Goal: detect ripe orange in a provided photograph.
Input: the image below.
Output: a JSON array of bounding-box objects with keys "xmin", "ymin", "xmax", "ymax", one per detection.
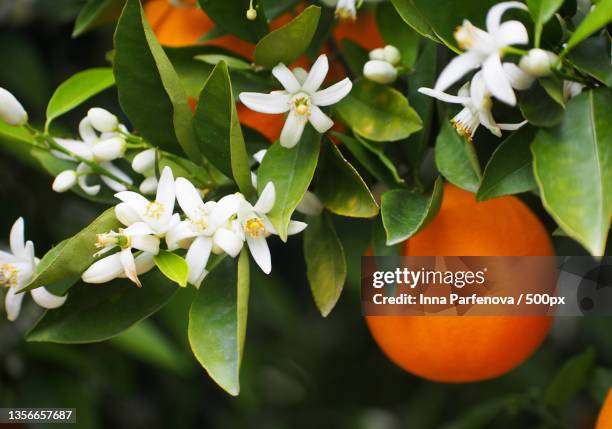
[
  {"xmin": 596, "ymin": 389, "xmax": 612, "ymax": 429},
  {"xmin": 366, "ymin": 183, "xmax": 555, "ymax": 382}
]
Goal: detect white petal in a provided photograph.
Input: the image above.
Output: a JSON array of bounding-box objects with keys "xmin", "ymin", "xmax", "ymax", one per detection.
[
  {"xmin": 239, "ymin": 92, "xmax": 291, "ymax": 114},
  {"xmin": 486, "ymin": 1, "xmax": 527, "ymax": 33},
  {"xmin": 272, "ymin": 63, "xmax": 302, "ymax": 93},
  {"xmin": 0, "ymin": 250, "xmax": 18, "ymax": 263},
  {"xmin": 213, "ymin": 228, "xmax": 244, "ymax": 257},
  {"xmin": 131, "ymin": 235, "xmax": 160, "ymax": 255},
  {"xmin": 0, "ymin": 87, "xmax": 27, "ymax": 126},
  {"xmin": 251, "ymin": 172, "xmax": 258, "ymax": 189},
  {"xmin": 502, "ymin": 62, "xmax": 535, "ymax": 90},
  {"xmin": 88, "ymin": 107, "xmax": 118, "ymax": 132},
  {"xmin": 4, "ymin": 286, "xmax": 24, "ymax": 321},
  {"xmin": 115, "ymin": 202, "xmax": 141, "ymax": 226},
  {"xmin": 434, "ymin": 51, "xmax": 483, "ymax": 93},
  {"xmin": 418, "ymin": 87, "xmax": 469, "ymax": 104},
  {"xmin": 123, "ymin": 222, "xmax": 156, "ymax": 236},
  {"xmin": 252, "ymin": 149, "xmax": 267, "ymax": 164},
  {"xmin": 76, "ymin": 163, "xmax": 101, "ymax": 196},
  {"xmin": 311, "ymin": 78, "xmax": 352, "ymax": 106},
  {"xmin": 115, "ymin": 191, "xmax": 149, "ymax": 216},
  {"xmin": 295, "ymin": 191, "xmax": 323, "ymax": 216},
  {"xmin": 78, "ymin": 117, "xmax": 98, "ymax": 144},
  {"xmin": 9, "ymin": 217, "xmax": 26, "ymax": 258},
  {"xmin": 482, "ymin": 54, "xmax": 516, "ymax": 105},
  {"xmin": 292, "ymin": 68, "xmax": 309, "ymax": 85},
  {"xmin": 254, "ymin": 182, "xmax": 276, "ymax": 214},
  {"xmin": 470, "ymin": 72, "xmax": 488, "ymax": 107},
  {"xmin": 54, "ymin": 138, "xmax": 94, "ymax": 161},
  {"xmin": 165, "ymin": 220, "xmax": 198, "ymax": 250},
  {"xmin": 101, "ymin": 175, "xmax": 127, "ymax": 193},
  {"xmin": 93, "ymin": 137, "xmax": 126, "ymax": 162},
  {"xmin": 31, "ymin": 287, "xmax": 67, "ymax": 309},
  {"xmin": 103, "ymin": 162, "xmax": 133, "ymax": 185},
  {"xmin": 120, "ymin": 248, "xmax": 140, "ymax": 287},
  {"xmin": 186, "ymin": 236, "xmax": 213, "ymax": 287},
  {"xmin": 175, "ymin": 177, "xmax": 205, "ymax": 221},
  {"xmin": 498, "ymin": 120, "xmax": 528, "ymax": 130},
  {"xmin": 478, "ymin": 110, "xmax": 502, "ymax": 137},
  {"xmin": 287, "ymin": 220, "xmax": 308, "ymax": 235},
  {"xmin": 280, "ymin": 111, "xmax": 307, "ymax": 148},
  {"xmin": 363, "ymin": 60, "xmax": 398, "ymax": 84},
  {"xmin": 211, "ymin": 193, "xmax": 243, "ymax": 225},
  {"xmin": 246, "ymin": 235, "xmax": 271, "ymax": 274},
  {"xmin": 139, "ymin": 176, "xmax": 158, "ymax": 195},
  {"xmin": 308, "ymin": 105, "xmax": 334, "ymax": 133},
  {"xmin": 495, "ymin": 20, "xmax": 529, "ymax": 46},
  {"xmin": 132, "ymin": 148, "xmax": 156, "ymax": 174},
  {"xmin": 302, "ymin": 54, "xmax": 329, "ymax": 93},
  {"xmin": 156, "ymin": 166, "xmax": 175, "ymax": 212},
  {"xmin": 134, "ymin": 252, "xmax": 155, "ymax": 276},
  {"xmin": 52, "ymin": 170, "xmax": 77, "ymax": 193},
  {"xmin": 81, "ymin": 253, "xmax": 124, "ymax": 283}
]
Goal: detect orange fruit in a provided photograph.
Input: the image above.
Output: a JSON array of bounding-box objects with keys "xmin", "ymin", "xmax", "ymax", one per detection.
[
  {"xmin": 366, "ymin": 183, "xmax": 555, "ymax": 382},
  {"xmin": 596, "ymin": 389, "xmax": 612, "ymax": 429}
]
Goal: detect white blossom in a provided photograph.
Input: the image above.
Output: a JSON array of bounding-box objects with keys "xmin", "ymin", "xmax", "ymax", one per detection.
[
  {"xmin": 519, "ymin": 49, "xmax": 558, "ymax": 77},
  {"xmin": 88, "ymin": 107, "xmax": 119, "ymax": 133},
  {"xmin": 0, "ymin": 87, "xmax": 27, "ymax": 126},
  {"xmin": 364, "ymin": 60, "xmax": 398, "ymax": 84},
  {"xmin": 52, "ymin": 170, "xmax": 77, "ymax": 193},
  {"xmin": 1, "ymin": 218, "xmax": 67, "ymax": 321},
  {"xmin": 239, "ymin": 54, "xmax": 352, "ymax": 148}
]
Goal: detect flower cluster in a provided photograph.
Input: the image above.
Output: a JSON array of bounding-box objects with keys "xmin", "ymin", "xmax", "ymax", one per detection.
[
  {"xmin": 417, "ymin": 1, "xmax": 579, "ymax": 141},
  {"xmin": 1, "ymin": 218, "xmax": 67, "ymax": 321},
  {"xmin": 82, "ymin": 166, "xmax": 307, "ymax": 288},
  {"xmin": 363, "ymin": 45, "xmax": 401, "ymax": 85}
]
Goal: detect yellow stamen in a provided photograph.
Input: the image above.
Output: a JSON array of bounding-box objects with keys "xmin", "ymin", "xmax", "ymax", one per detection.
[
  {"xmin": 293, "ymin": 96, "xmax": 311, "ymax": 116},
  {"xmin": 0, "ymin": 263, "xmax": 18, "ymax": 288},
  {"xmin": 245, "ymin": 218, "xmax": 266, "ymax": 238},
  {"xmin": 454, "ymin": 24, "xmax": 474, "ymax": 50},
  {"xmin": 144, "ymin": 201, "xmax": 165, "ymax": 220}
]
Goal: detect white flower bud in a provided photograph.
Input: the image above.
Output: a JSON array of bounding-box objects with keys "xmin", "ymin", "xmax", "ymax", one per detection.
[
  {"xmin": 93, "ymin": 137, "xmax": 126, "ymax": 162},
  {"xmin": 52, "ymin": 170, "xmax": 77, "ymax": 193},
  {"xmin": 363, "ymin": 60, "xmax": 398, "ymax": 84},
  {"xmin": 383, "ymin": 45, "xmax": 401, "ymax": 65},
  {"xmin": 369, "ymin": 48, "xmax": 386, "ymax": 61},
  {"xmin": 519, "ymin": 49, "xmax": 558, "ymax": 77},
  {"xmin": 0, "ymin": 87, "xmax": 28, "ymax": 126},
  {"xmin": 246, "ymin": 8, "xmax": 257, "ymax": 20},
  {"xmin": 139, "ymin": 176, "xmax": 158, "ymax": 195},
  {"xmin": 132, "ymin": 148, "xmax": 157, "ymax": 174},
  {"xmin": 88, "ymin": 107, "xmax": 118, "ymax": 132}
]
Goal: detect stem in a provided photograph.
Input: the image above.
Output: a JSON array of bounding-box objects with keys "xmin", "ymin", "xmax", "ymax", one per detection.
[
  {"xmin": 503, "ymin": 46, "xmax": 529, "ymax": 56},
  {"xmin": 534, "ymin": 24, "xmax": 542, "ymax": 49}
]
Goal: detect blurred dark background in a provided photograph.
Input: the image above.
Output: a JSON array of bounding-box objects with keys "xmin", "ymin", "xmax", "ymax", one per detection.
[{"xmin": 0, "ymin": 1, "xmax": 611, "ymax": 428}]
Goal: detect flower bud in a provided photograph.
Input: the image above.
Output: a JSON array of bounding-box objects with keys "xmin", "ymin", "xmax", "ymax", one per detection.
[
  {"xmin": 132, "ymin": 148, "xmax": 156, "ymax": 174},
  {"xmin": 246, "ymin": 8, "xmax": 257, "ymax": 20},
  {"xmin": 369, "ymin": 48, "xmax": 386, "ymax": 61},
  {"xmin": 139, "ymin": 176, "xmax": 159, "ymax": 195},
  {"xmin": 93, "ymin": 137, "xmax": 126, "ymax": 162},
  {"xmin": 0, "ymin": 87, "xmax": 28, "ymax": 126},
  {"xmin": 383, "ymin": 45, "xmax": 401, "ymax": 65},
  {"xmin": 52, "ymin": 170, "xmax": 77, "ymax": 193},
  {"xmin": 88, "ymin": 107, "xmax": 118, "ymax": 132},
  {"xmin": 519, "ymin": 49, "xmax": 558, "ymax": 77},
  {"xmin": 363, "ymin": 60, "xmax": 398, "ymax": 84}
]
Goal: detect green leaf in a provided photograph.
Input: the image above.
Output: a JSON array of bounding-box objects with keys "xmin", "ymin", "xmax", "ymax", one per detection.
[
  {"xmin": 440, "ymin": 398, "xmax": 507, "ymax": 429},
  {"xmin": 45, "ymin": 68, "xmax": 115, "ymax": 131},
  {"xmin": 194, "ymin": 54, "xmax": 252, "ymax": 70},
  {"xmin": 254, "ymin": 5, "xmax": 321, "ymax": 68},
  {"xmin": 0, "ymin": 122, "xmax": 36, "ymax": 146},
  {"xmin": 188, "ymin": 250, "xmax": 250, "ymax": 396},
  {"xmin": 477, "ymin": 126, "xmax": 538, "ymax": 201},
  {"xmin": 26, "ymin": 271, "xmax": 177, "ymax": 343},
  {"xmin": 389, "ymin": 0, "xmax": 437, "ymax": 42},
  {"xmin": 568, "ymin": 36, "xmax": 612, "ymax": 87},
  {"xmin": 519, "ymin": 81, "xmax": 564, "ymax": 127},
  {"xmin": 532, "ymin": 88, "xmax": 612, "ymax": 256},
  {"xmin": 194, "ymin": 61, "xmax": 254, "ymax": 196},
  {"xmin": 154, "ymin": 250, "xmax": 189, "ymax": 287},
  {"xmin": 303, "ymin": 213, "xmax": 346, "ymax": 317},
  {"xmin": 527, "ymin": 0, "xmax": 564, "ymax": 45},
  {"xmin": 434, "ymin": 121, "xmax": 481, "ymax": 193},
  {"xmin": 339, "ymin": 39, "xmax": 369, "ymax": 76},
  {"xmin": 333, "ymin": 132, "xmax": 402, "ymax": 186},
  {"xmin": 21, "ymin": 208, "xmax": 121, "ymax": 293},
  {"xmin": 256, "ymin": 127, "xmax": 320, "ymax": 241},
  {"xmin": 381, "ymin": 176, "xmax": 443, "ymax": 245},
  {"xmin": 563, "ymin": 0, "xmax": 612, "ymax": 54},
  {"xmin": 114, "ymin": 0, "xmax": 200, "ymax": 162},
  {"xmin": 198, "ymin": 0, "xmax": 268, "ymax": 43},
  {"xmin": 544, "ymin": 348, "xmax": 596, "ymax": 407},
  {"xmin": 540, "ymin": 76, "xmax": 566, "ymax": 107},
  {"xmin": 376, "ymin": 2, "xmax": 420, "ymax": 69},
  {"xmin": 590, "ymin": 366, "xmax": 612, "ymax": 404},
  {"xmin": 316, "ymin": 139, "xmax": 378, "ymax": 218},
  {"xmin": 335, "ymin": 79, "xmax": 422, "ymax": 142},
  {"xmin": 73, "ymin": 0, "xmax": 126, "ymax": 37}
]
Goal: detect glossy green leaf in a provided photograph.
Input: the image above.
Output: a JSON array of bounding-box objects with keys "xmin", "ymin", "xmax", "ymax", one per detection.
[
  {"xmin": 434, "ymin": 121, "xmax": 480, "ymax": 193},
  {"xmin": 198, "ymin": 0, "xmax": 268, "ymax": 43},
  {"xmin": 539, "ymin": 76, "xmax": 565, "ymax": 107},
  {"xmin": 568, "ymin": 36, "xmax": 612, "ymax": 87},
  {"xmin": 377, "ymin": 2, "xmax": 420, "ymax": 69},
  {"xmin": 257, "ymin": 127, "xmax": 320, "ymax": 241},
  {"xmin": 0, "ymin": 122, "xmax": 36, "ymax": 146},
  {"xmin": 381, "ymin": 176, "xmax": 443, "ymax": 245},
  {"xmin": 45, "ymin": 68, "xmax": 115, "ymax": 131},
  {"xmin": 194, "ymin": 61, "xmax": 253, "ymax": 196},
  {"xmin": 26, "ymin": 271, "xmax": 177, "ymax": 343},
  {"xmin": 389, "ymin": 0, "xmax": 437, "ymax": 42},
  {"xmin": 519, "ymin": 81, "xmax": 564, "ymax": 127},
  {"xmin": 21, "ymin": 208, "xmax": 121, "ymax": 292},
  {"xmin": 532, "ymin": 89, "xmax": 612, "ymax": 256},
  {"xmin": 303, "ymin": 213, "xmax": 346, "ymax": 317},
  {"xmin": 194, "ymin": 54, "xmax": 252, "ymax": 70},
  {"xmin": 254, "ymin": 5, "xmax": 321, "ymax": 68},
  {"xmin": 189, "ymin": 250, "xmax": 250, "ymax": 396},
  {"xmin": 73, "ymin": 0, "xmax": 126, "ymax": 37},
  {"xmin": 477, "ymin": 126, "xmax": 538, "ymax": 201},
  {"xmin": 563, "ymin": 0, "xmax": 612, "ymax": 54},
  {"xmin": 154, "ymin": 250, "xmax": 189, "ymax": 287},
  {"xmin": 316, "ymin": 139, "xmax": 378, "ymax": 218},
  {"xmin": 114, "ymin": 0, "xmax": 200, "ymax": 162},
  {"xmin": 545, "ymin": 348, "xmax": 596, "ymax": 407},
  {"xmin": 335, "ymin": 79, "xmax": 422, "ymax": 142},
  {"xmin": 527, "ymin": 0, "xmax": 564, "ymax": 45}
]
